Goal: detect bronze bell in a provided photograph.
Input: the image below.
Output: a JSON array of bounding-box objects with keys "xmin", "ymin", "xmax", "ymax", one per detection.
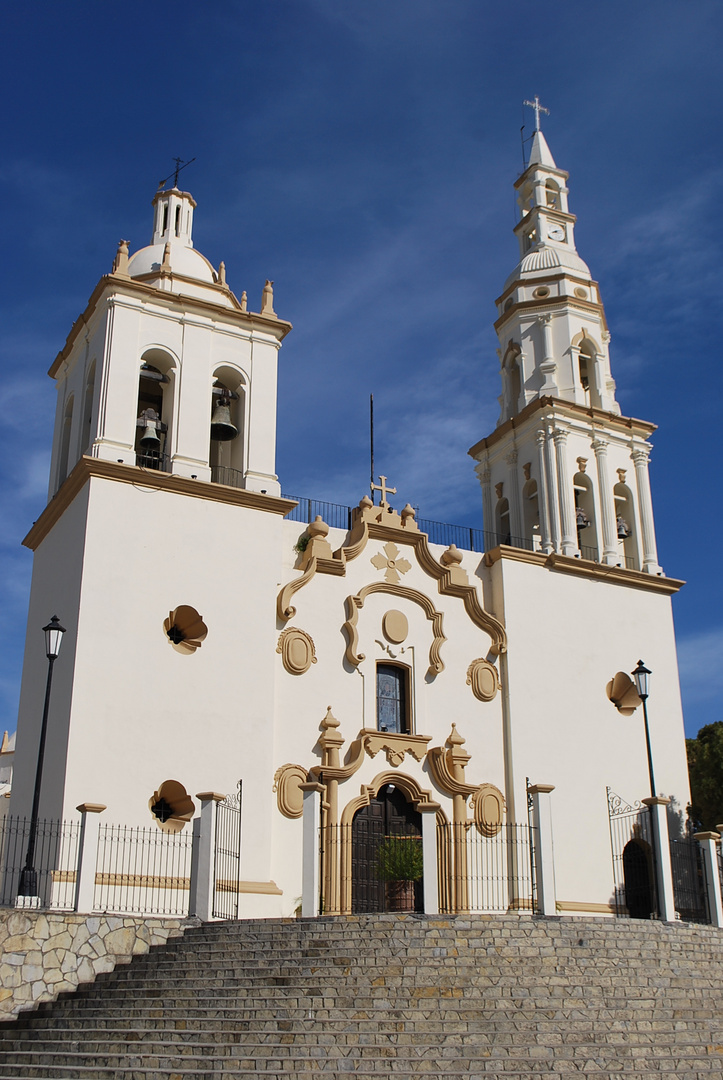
[
  {"xmin": 210, "ymin": 397, "xmax": 239, "ymax": 442},
  {"xmin": 138, "ymin": 413, "xmax": 161, "ymax": 450},
  {"xmin": 617, "ymin": 515, "xmax": 632, "ymax": 540}
]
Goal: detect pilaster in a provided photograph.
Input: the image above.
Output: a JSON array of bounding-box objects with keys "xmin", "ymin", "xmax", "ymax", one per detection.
[
  {"xmin": 631, "ymin": 447, "xmax": 661, "ymax": 575},
  {"xmin": 592, "ymin": 438, "xmax": 619, "ymax": 565},
  {"xmin": 552, "ymin": 428, "xmax": 577, "ymax": 557},
  {"xmin": 535, "ymin": 429, "xmax": 553, "ymax": 554}
]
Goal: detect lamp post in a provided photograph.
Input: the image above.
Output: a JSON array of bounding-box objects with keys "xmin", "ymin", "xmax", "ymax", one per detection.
[
  {"xmin": 18, "ymin": 616, "xmax": 66, "ymax": 899},
  {"xmin": 631, "ymin": 659, "xmax": 655, "ymax": 799}
]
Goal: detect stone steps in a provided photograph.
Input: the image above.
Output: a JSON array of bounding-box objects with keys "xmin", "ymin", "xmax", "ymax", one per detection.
[{"xmin": 1, "ymin": 914, "xmax": 722, "ymax": 1078}]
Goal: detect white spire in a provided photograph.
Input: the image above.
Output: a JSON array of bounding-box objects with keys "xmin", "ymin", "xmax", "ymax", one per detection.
[
  {"xmin": 527, "ymin": 130, "xmax": 557, "ymax": 169},
  {"xmin": 151, "ymin": 188, "xmax": 197, "ymax": 248}
]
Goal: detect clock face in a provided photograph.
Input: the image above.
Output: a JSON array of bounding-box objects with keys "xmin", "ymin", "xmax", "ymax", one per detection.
[{"xmin": 548, "ymin": 224, "xmax": 565, "ymax": 242}]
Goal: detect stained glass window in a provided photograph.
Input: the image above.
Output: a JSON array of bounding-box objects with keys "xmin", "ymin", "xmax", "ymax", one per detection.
[{"xmin": 377, "ymin": 664, "xmax": 408, "ymax": 734}]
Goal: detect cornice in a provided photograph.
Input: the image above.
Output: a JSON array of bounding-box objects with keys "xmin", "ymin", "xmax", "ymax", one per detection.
[
  {"xmin": 512, "ymin": 210, "xmax": 576, "ymax": 235},
  {"xmin": 494, "ymin": 295, "xmax": 609, "ymax": 336},
  {"xmin": 468, "ymin": 397, "xmax": 657, "ymax": 459},
  {"xmin": 495, "ymin": 271, "xmax": 598, "ymax": 308},
  {"xmin": 514, "ymin": 164, "xmax": 569, "ymax": 189},
  {"xmin": 483, "ymin": 544, "xmax": 684, "ymax": 595},
  {"xmin": 23, "ymin": 457, "xmax": 297, "ymax": 551},
  {"xmin": 49, "ymin": 275, "xmax": 292, "ymax": 377}
]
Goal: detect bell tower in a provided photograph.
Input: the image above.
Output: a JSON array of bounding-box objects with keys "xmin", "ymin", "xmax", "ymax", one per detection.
[{"xmin": 469, "ymin": 110, "xmax": 661, "ymax": 575}]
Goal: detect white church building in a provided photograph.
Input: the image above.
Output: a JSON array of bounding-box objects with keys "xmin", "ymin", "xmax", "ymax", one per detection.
[{"xmin": 8, "ymin": 124, "xmax": 693, "ymax": 922}]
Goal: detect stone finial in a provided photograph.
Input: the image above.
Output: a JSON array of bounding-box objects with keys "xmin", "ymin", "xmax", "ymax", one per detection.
[
  {"xmin": 359, "ymin": 495, "xmax": 373, "ymax": 510},
  {"xmin": 617, "ymin": 468, "xmax": 627, "ymax": 484},
  {"xmin": 218, "ymin": 261, "xmax": 226, "ymax": 287},
  {"xmin": 441, "ymin": 544, "xmax": 463, "ymax": 567},
  {"xmin": 112, "ymin": 239, "xmax": 129, "ymax": 276},
  {"xmin": 523, "ymin": 462, "xmax": 532, "ymax": 481},
  {"xmin": 319, "ymin": 706, "xmax": 344, "ymax": 769},
  {"xmin": 300, "ymin": 515, "xmax": 334, "ymax": 568},
  {"xmin": 261, "ymin": 280, "xmax": 276, "ymax": 318},
  {"xmin": 308, "ymin": 515, "xmax": 329, "ymax": 539},
  {"xmin": 401, "ymin": 503, "xmax": 416, "ymax": 524},
  {"xmin": 495, "ymin": 482, "xmax": 504, "ymax": 500},
  {"xmin": 240, "ymin": 291, "xmax": 248, "ymax": 312},
  {"xmin": 441, "ymin": 544, "xmax": 468, "ymax": 586},
  {"xmin": 576, "ymin": 457, "xmax": 588, "ymax": 473}
]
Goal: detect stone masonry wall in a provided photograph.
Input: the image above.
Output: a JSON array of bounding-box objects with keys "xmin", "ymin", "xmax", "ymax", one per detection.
[{"xmin": 0, "ymin": 909, "xmax": 188, "ymax": 1020}]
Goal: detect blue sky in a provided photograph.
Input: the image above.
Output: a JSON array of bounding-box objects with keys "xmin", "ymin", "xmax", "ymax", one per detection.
[{"xmin": 1, "ymin": 1, "xmax": 721, "ymax": 738}]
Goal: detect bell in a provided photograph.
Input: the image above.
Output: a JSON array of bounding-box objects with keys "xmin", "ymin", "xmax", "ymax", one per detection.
[
  {"xmin": 210, "ymin": 399, "xmax": 239, "ymax": 442},
  {"xmin": 576, "ymin": 507, "xmax": 590, "ymax": 530},
  {"xmin": 617, "ymin": 515, "xmax": 632, "ymax": 540},
  {"xmin": 139, "ymin": 416, "xmax": 161, "ymax": 450}
]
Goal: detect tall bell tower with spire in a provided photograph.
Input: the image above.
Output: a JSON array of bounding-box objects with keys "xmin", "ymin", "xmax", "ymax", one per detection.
[{"xmin": 469, "ymin": 103, "xmax": 661, "ymax": 575}]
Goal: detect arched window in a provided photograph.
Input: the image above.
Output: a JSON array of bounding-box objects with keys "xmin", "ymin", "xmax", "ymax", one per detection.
[
  {"xmin": 578, "ymin": 338, "xmax": 602, "ymax": 409},
  {"xmin": 376, "ymin": 663, "xmax": 409, "ymax": 735},
  {"xmin": 545, "ymin": 180, "xmax": 560, "ymax": 209},
  {"xmin": 495, "ymin": 497, "xmax": 511, "ymax": 546},
  {"xmin": 522, "ymin": 478, "xmax": 540, "ymax": 551},
  {"xmin": 81, "ymin": 360, "xmax": 96, "ymax": 454},
  {"xmin": 574, "ymin": 469, "xmax": 598, "ymax": 561},
  {"xmin": 135, "ymin": 350, "xmax": 175, "ymax": 470},
  {"xmin": 614, "ymin": 480, "xmax": 638, "ymax": 569},
  {"xmin": 57, "ymin": 395, "xmax": 74, "ymax": 487},
  {"xmin": 210, "ymin": 367, "xmax": 245, "ymax": 488}
]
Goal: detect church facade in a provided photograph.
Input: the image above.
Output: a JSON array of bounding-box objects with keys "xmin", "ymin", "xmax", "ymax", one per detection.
[{"xmin": 9, "ymin": 127, "xmax": 690, "ymax": 919}]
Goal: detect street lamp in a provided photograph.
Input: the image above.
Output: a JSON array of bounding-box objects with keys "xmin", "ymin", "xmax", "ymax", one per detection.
[
  {"xmin": 18, "ymin": 616, "xmax": 66, "ymax": 899},
  {"xmin": 631, "ymin": 659, "xmax": 656, "ymax": 799}
]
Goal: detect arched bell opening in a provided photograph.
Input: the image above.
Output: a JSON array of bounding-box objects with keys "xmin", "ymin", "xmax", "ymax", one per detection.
[
  {"xmin": 57, "ymin": 395, "xmax": 75, "ymax": 489},
  {"xmin": 622, "ymin": 838, "xmax": 656, "ymax": 919},
  {"xmin": 578, "ymin": 337, "xmax": 602, "ymax": 410},
  {"xmin": 135, "ymin": 350, "xmax": 175, "ymax": 471},
  {"xmin": 522, "ymin": 477, "xmax": 540, "ymax": 552},
  {"xmin": 573, "ymin": 470, "xmax": 598, "ymax": 561},
  {"xmin": 81, "ymin": 360, "xmax": 96, "ymax": 455},
  {"xmin": 545, "ymin": 179, "xmax": 560, "ymax": 210},
  {"xmin": 613, "ymin": 481, "xmax": 638, "ymax": 569},
  {"xmin": 350, "ymin": 783, "xmax": 423, "ymax": 915},
  {"xmin": 495, "ymin": 496, "xmax": 511, "ymax": 546},
  {"xmin": 209, "ymin": 366, "xmax": 246, "ymax": 488}
]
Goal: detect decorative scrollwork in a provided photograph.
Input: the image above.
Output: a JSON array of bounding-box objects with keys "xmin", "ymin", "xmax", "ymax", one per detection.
[
  {"xmin": 466, "ymin": 658, "xmax": 500, "ymax": 702},
  {"xmin": 277, "ymin": 627, "xmax": 317, "ymax": 675},
  {"xmin": 606, "ymin": 786, "xmax": 645, "ymax": 817},
  {"xmin": 273, "ymin": 764, "xmax": 308, "ymax": 818}
]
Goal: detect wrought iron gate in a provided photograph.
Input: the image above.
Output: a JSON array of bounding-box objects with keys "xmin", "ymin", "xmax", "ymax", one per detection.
[
  {"xmin": 670, "ymin": 832, "xmax": 709, "ymax": 924},
  {"xmin": 213, "ymin": 781, "xmax": 242, "ymax": 919},
  {"xmin": 607, "ymin": 788, "xmax": 658, "ymax": 918}
]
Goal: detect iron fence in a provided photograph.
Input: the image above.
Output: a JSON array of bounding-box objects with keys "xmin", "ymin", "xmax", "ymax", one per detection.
[
  {"xmin": 607, "ymin": 788, "xmax": 658, "ymax": 918},
  {"xmin": 135, "ymin": 449, "xmax": 169, "ymax": 472},
  {"xmin": 282, "ymin": 496, "xmax": 353, "ymax": 531},
  {"xmin": 210, "ymin": 465, "xmax": 243, "ymax": 488},
  {"xmin": 437, "ymin": 822, "xmax": 535, "ymax": 914},
  {"xmin": 670, "ymin": 835, "xmax": 709, "ymax": 924},
  {"xmin": 0, "ymin": 816, "xmax": 79, "ymax": 910},
  {"xmin": 94, "ymin": 823, "xmax": 193, "ymax": 916},
  {"xmin": 213, "ymin": 783, "xmax": 242, "ymax": 920}
]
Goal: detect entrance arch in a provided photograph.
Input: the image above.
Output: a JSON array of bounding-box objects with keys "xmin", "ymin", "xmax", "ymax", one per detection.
[{"xmin": 351, "ymin": 784, "xmax": 423, "ymax": 913}]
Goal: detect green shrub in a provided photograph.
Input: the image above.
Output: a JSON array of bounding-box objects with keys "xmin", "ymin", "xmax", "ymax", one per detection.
[{"xmin": 375, "ymin": 836, "xmax": 424, "ymax": 882}]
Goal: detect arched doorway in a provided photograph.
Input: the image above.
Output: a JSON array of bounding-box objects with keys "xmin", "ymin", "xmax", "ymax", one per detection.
[
  {"xmin": 622, "ymin": 839, "xmax": 656, "ymax": 919},
  {"xmin": 351, "ymin": 785, "xmax": 423, "ymax": 914}
]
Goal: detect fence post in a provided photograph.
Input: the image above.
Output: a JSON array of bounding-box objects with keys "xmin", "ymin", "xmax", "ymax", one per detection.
[
  {"xmin": 528, "ymin": 784, "xmax": 557, "ymax": 916},
  {"xmin": 642, "ymin": 796, "xmax": 676, "ymax": 921},
  {"xmin": 189, "ymin": 792, "xmax": 225, "ymax": 922},
  {"xmin": 421, "ymin": 809, "xmax": 439, "ymax": 915},
  {"xmin": 694, "ymin": 831, "xmax": 723, "ymax": 928},
  {"xmin": 74, "ymin": 803, "xmax": 106, "ymax": 914},
  {"xmin": 301, "ymin": 782, "xmax": 324, "ymax": 917}
]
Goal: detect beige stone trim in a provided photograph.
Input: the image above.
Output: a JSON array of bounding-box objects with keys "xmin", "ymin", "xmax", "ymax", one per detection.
[
  {"xmin": 496, "ymin": 270, "xmax": 596, "ymax": 308},
  {"xmin": 642, "ymin": 796, "xmax": 671, "ymax": 807},
  {"xmin": 273, "ymin": 764, "xmax": 309, "ymax": 819},
  {"xmin": 23, "ymin": 457, "xmax": 296, "ymax": 551},
  {"xmin": 556, "ymin": 900, "xmax": 616, "ymax": 914},
  {"xmin": 694, "ymin": 831, "xmax": 721, "ymax": 841},
  {"xmin": 222, "ymin": 880, "xmax": 283, "ymax": 895},
  {"xmin": 276, "ymin": 627, "xmax": 317, "ymax": 675},
  {"xmin": 196, "ymin": 791, "xmax": 227, "ymax": 803},
  {"xmin": 483, "ymin": 543, "xmax": 684, "ymax": 595},
  {"xmin": 343, "ymin": 582, "xmax": 447, "ymax": 677},
  {"xmin": 95, "ymin": 873, "xmax": 190, "ymax": 889},
  {"xmin": 49, "ymin": 276, "xmax": 291, "ymax": 377},
  {"xmin": 494, "ymin": 296, "xmax": 607, "ymax": 336},
  {"xmin": 361, "ymin": 730, "xmax": 432, "ymax": 768},
  {"xmin": 76, "ymin": 803, "xmax": 106, "ymax": 814},
  {"xmin": 527, "ymin": 784, "xmax": 555, "ymax": 795},
  {"xmin": 466, "ymin": 658, "xmax": 501, "ymax": 702}
]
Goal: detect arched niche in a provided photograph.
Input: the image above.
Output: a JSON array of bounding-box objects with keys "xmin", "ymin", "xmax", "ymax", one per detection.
[
  {"xmin": 501, "ymin": 344, "xmax": 522, "ymax": 421},
  {"xmin": 81, "ymin": 360, "xmax": 96, "ymax": 455},
  {"xmin": 57, "ymin": 394, "xmax": 74, "ymax": 488},
  {"xmin": 495, "ymin": 497, "xmax": 511, "ymax": 546},
  {"xmin": 135, "ymin": 348, "xmax": 177, "ymax": 470},
  {"xmin": 573, "ymin": 470, "xmax": 598, "ymax": 560},
  {"xmin": 522, "ymin": 477, "xmax": 540, "ymax": 551},
  {"xmin": 210, "ymin": 365, "xmax": 247, "ymax": 487},
  {"xmin": 574, "ymin": 334, "xmax": 602, "ymax": 409},
  {"xmin": 613, "ymin": 482, "xmax": 638, "ymax": 569},
  {"xmin": 545, "ymin": 179, "xmax": 560, "ymax": 209}
]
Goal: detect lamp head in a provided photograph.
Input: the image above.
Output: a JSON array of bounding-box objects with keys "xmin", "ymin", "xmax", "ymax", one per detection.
[
  {"xmin": 43, "ymin": 615, "xmax": 66, "ymax": 660},
  {"xmin": 631, "ymin": 659, "xmax": 651, "ymax": 701}
]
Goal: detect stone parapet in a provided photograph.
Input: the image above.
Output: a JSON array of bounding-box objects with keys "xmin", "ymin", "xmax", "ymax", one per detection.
[{"xmin": 0, "ymin": 909, "xmax": 189, "ymax": 1020}]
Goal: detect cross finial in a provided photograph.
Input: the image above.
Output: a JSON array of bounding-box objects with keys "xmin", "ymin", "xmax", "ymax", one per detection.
[
  {"xmin": 523, "ymin": 95, "xmax": 550, "ymax": 132},
  {"xmin": 371, "ymin": 475, "xmax": 397, "ymax": 509}
]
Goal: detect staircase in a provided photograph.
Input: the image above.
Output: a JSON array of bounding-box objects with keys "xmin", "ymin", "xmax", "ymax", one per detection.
[{"xmin": 1, "ymin": 914, "xmax": 723, "ymax": 1078}]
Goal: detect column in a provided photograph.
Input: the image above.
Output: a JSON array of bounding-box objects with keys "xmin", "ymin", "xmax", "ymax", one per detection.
[
  {"xmin": 505, "ymin": 449, "xmax": 522, "ymax": 545},
  {"xmin": 476, "ymin": 461, "xmax": 494, "ymax": 550},
  {"xmin": 421, "ymin": 810, "xmax": 439, "ymax": 916},
  {"xmin": 74, "ymin": 803, "xmax": 106, "ymax": 914},
  {"xmin": 535, "ymin": 430, "xmax": 553, "ymax": 554},
  {"xmin": 631, "ymin": 447, "xmax": 661, "ymax": 575},
  {"xmin": 544, "ymin": 423, "xmax": 561, "ymax": 552},
  {"xmin": 189, "ymin": 791, "xmax": 225, "ymax": 922},
  {"xmin": 538, "ymin": 315, "xmax": 559, "ymax": 395},
  {"xmin": 592, "ymin": 437, "xmax": 619, "ymax": 565},
  {"xmin": 301, "ymin": 783, "xmax": 324, "ymax": 918},
  {"xmin": 528, "ymin": 785, "xmax": 557, "ymax": 917},
  {"xmin": 642, "ymin": 797, "xmax": 676, "ymax": 922},
  {"xmin": 552, "ymin": 428, "xmax": 578, "ymax": 556},
  {"xmin": 693, "ymin": 832, "xmax": 723, "ymax": 928}
]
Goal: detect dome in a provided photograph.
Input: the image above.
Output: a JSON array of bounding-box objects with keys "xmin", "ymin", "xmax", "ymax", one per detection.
[
  {"xmin": 504, "ymin": 244, "xmax": 591, "ymax": 290},
  {"xmin": 128, "ymin": 241, "xmax": 217, "ymax": 284}
]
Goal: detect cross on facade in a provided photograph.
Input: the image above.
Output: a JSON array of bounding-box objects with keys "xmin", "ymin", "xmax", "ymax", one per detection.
[
  {"xmin": 371, "ymin": 475, "xmax": 397, "ymax": 508},
  {"xmin": 523, "ymin": 96, "xmax": 550, "ymax": 132}
]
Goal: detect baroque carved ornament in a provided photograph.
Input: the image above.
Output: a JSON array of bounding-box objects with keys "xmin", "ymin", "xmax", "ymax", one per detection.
[{"xmin": 276, "ymin": 627, "xmax": 317, "ymax": 675}]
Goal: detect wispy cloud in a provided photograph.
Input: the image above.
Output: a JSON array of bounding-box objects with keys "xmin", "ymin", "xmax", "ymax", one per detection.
[{"xmin": 677, "ymin": 627, "xmax": 723, "ymax": 710}]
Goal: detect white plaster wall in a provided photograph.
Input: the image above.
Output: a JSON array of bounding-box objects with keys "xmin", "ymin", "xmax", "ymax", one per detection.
[{"xmin": 490, "ymin": 555, "xmax": 690, "ymax": 909}]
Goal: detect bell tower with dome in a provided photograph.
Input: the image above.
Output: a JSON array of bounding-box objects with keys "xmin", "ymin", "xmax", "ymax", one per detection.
[{"xmin": 469, "ymin": 117, "xmax": 661, "ymax": 575}]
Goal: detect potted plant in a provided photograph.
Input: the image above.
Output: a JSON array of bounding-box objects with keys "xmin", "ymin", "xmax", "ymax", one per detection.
[{"xmin": 376, "ymin": 835, "xmax": 424, "ymax": 912}]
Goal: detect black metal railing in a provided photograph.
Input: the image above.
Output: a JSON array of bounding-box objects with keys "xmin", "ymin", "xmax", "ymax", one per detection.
[
  {"xmin": 0, "ymin": 816, "xmax": 79, "ymax": 910},
  {"xmin": 607, "ymin": 789, "xmax": 659, "ymax": 919},
  {"xmin": 437, "ymin": 822, "xmax": 535, "ymax": 914},
  {"xmin": 283, "ymin": 496, "xmax": 354, "ymax": 531},
  {"xmin": 213, "ymin": 782, "xmax": 242, "ymax": 920},
  {"xmin": 135, "ymin": 450, "xmax": 170, "ymax": 472},
  {"xmin": 670, "ymin": 834, "xmax": 709, "ymax": 924},
  {"xmin": 210, "ymin": 465, "xmax": 244, "ymax": 489},
  {"xmin": 94, "ymin": 823, "xmax": 193, "ymax": 917}
]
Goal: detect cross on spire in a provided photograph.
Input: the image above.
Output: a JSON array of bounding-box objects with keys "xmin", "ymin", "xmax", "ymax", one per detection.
[
  {"xmin": 523, "ymin": 96, "xmax": 550, "ymax": 132},
  {"xmin": 371, "ymin": 475, "xmax": 397, "ymax": 509}
]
